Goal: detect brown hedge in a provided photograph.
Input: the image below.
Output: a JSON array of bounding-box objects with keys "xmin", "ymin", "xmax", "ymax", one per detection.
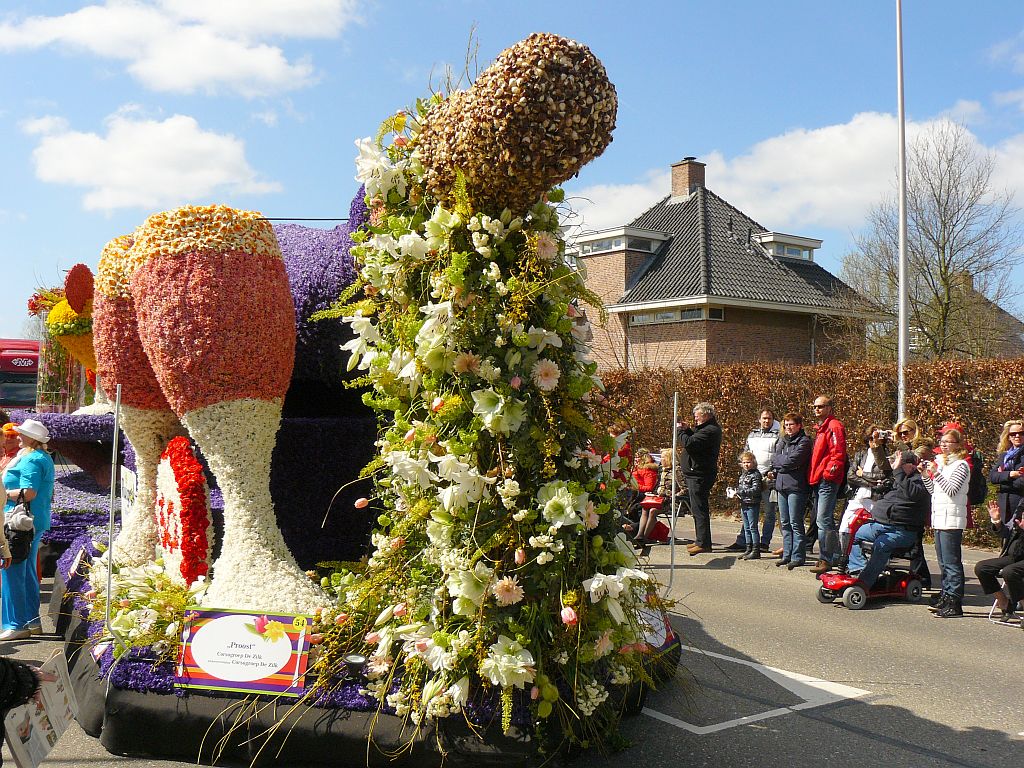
[{"xmin": 598, "ymin": 359, "xmax": 1023, "ymax": 547}]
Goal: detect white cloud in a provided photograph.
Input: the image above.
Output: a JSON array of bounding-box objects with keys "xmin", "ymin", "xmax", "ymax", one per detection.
[
  {"xmin": 940, "ymin": 99, "xmax": 985, "ymax": 124},
  {"xmin": 990, "ymin": 29, "xmax": 1024, "ymax": 73},
  {"xmin": 23, "ymin": 109, "xmax": 281, "ymax": 211},
  {"xmin": 251, "ymin": 109, "xmax": 279, "ymax": 127},
  {"xmin": 568, "ymin": 110, "xmax": 1023, "ymax": 240},
  {"xmin": 994, "ymin": 88, "xmax": 1024, "ymax": 111},
  {"xmin": 0, "ymin": 0, "xmax": 359, "ymax": 97}
]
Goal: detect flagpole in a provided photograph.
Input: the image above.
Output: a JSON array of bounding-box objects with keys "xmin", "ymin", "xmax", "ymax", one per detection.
[{"xmin": 896, "ymin": 0, "xmax": 909, "ymax": 419}]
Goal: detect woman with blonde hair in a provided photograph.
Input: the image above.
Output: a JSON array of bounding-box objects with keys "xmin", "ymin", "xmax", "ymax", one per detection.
[
  {"xmin": 892, "ymin": 418, "xmax": 919, "ymax": 452},
  {"xmin": 921, "ymin": 428, "xmax": 970, "ymax": 618},
  {"xmin": 990, "ymin": 419, "xmax": 1024, "ymax": 534}
]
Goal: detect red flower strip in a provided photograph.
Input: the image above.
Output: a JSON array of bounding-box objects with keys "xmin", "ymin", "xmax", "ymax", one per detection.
[{"xmin": 157, "ymin": 436, "xmax": 212, "ymax": 585}]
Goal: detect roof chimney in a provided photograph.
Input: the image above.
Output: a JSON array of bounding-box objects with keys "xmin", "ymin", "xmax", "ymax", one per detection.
[{"xmin": 671, "ymin": 156, "xmax": 706, "ymax": 198}]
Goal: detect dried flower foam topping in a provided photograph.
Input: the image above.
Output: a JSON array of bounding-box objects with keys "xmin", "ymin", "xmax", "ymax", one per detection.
[
  {"xmin": 96, "ymin": 234, "xmax": 136, "ymax": 298},
  {"xmin": 126, "ymin": 204, "xmax": 281, "ymax": 276}
]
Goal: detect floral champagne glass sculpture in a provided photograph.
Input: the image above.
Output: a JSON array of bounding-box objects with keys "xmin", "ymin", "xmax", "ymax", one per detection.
[
  {"xmin": 123, "ymin": 206, "xmax": 323, "ymax": 612},
  {"xmin": 94, "ymin": 234, "xmax": 187, "ymax": 565}
]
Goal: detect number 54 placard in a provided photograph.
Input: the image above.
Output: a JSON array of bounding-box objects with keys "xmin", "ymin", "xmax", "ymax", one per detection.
[{"xmin": 175, "ymin": 608, "xmax": 312, "ymax": 696}]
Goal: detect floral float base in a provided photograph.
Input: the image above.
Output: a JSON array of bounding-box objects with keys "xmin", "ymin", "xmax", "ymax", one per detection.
[{"xmin": 155, "ymin": 436, "xmax": 214, "ymax": 587}]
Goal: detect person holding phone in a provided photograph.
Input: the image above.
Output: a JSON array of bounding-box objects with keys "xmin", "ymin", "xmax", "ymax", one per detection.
[{"xmin": 922, "ymin": 429, "xmax": 970, "ymax": 618}]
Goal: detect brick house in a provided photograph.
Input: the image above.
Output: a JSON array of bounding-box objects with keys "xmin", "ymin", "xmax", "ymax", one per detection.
[{"xmin": 575, "ymin": 157, "xmax": 873, "ymax": 371}]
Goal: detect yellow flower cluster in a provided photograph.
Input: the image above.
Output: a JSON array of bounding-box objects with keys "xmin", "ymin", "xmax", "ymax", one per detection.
[
  {"xmin": 47, "ymin": 297, "xmax": 89, "ymax": 329},
  {"xmin": 96, "ymin": 234, "xmax": 136, "ymax": 298},
  {"xmin": 126, "ymin": 204, "xmax": 282, "ymax": 276}
]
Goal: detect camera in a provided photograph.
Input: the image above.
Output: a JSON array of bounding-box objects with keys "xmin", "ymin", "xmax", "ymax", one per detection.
[{"xmin": 876, "ymin": 429, "xmax": 895, "ymax": 442}]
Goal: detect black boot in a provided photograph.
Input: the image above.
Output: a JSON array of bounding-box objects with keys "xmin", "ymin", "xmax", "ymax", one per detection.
[
  {"xmin": 934, "ymin": 597, "xmax": 963, "ymax": 618},
  {"xmin": 743, "ymin": 548, "xmax": 761, "ymax": 560},
  {"xmin": 928, "ymin": 592, "xmax": 948, "ymax": 611}
]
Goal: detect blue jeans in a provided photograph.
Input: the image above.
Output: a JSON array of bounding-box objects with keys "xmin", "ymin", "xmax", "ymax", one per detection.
[
  {"xmin": 740, "ymin": 505, "xmax": 760, "ymax": 548},
  {"xmin": 934, "ymin": 528, "xmax": 965, "ymax": 599},
  {"xmin": 1, "ymin": 531, "xmax": 43, "ymax": 630},
  {"xmin": 777, "ymin": 490, "xmax": 807, "ymax": 565},
  {"xmin": 846, "ymin": 522, "xmax": 918, "ymax": 590},
  {"xmin": 815, "ymin": 480, "xmax": 841, "ymax": 564},
  {"xmin": 733, "ymin": 488, "xmax": 778, "ymax": 547}
]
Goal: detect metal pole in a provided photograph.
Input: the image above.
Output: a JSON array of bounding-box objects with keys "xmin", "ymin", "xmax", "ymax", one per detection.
[
  {"xmin": 896, "ymin": 0, "xmax": 910, "ymax": 419},
  {"xmin": 105, "ymin": 384, "xmax": 125, "ymax": 652},
  {"xmin": 663, "ymin": 392, "xmax": 679, "ymax": 595}
]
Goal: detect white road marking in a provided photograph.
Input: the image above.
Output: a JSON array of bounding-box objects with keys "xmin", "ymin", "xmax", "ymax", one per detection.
[{"xmin": 643, "ymin": 645, "xmax": 870, "ymax": 735}]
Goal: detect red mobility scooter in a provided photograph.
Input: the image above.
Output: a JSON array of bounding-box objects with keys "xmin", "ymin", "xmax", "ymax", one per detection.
[{"xmin": 816, "ymin": 508, "xmax": 925, "ymax": 610}]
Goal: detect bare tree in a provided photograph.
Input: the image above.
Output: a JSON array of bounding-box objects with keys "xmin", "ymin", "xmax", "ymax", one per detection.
[{"xmin": 842, "ymin": 122, "xmax": 1024, "ymax": 360}]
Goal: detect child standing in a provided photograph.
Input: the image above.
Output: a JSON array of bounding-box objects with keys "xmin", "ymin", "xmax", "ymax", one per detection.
[{"xmin": 737, "ymin": 451, "xmax": 764, "ymax": 560}]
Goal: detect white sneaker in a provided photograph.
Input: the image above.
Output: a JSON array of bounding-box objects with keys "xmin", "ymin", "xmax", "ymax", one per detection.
[{"xmin": 0, "ymin": 628, "xmax": 32, "ymax": 641}]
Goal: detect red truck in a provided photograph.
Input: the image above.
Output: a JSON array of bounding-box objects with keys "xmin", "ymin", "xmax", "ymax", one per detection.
[{"xmin": 0, "ymin": 338, "xmax": 39, "ymax": 408}]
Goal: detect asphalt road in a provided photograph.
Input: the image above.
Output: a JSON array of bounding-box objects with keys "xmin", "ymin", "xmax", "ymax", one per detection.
[{"xmin": 2, "ymin": 521, "xmax": 1021, "ymax": 768}]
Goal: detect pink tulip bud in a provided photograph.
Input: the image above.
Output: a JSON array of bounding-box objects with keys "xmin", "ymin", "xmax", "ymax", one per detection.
[
  {"xmin": 431, "ymin": 396, "xmax": 445, "ymax": 412},
  {"xmin": 514, "ymin": 548, "xmax": 527, "ymax": 565},
  {"xmin": 335, "ymin": 613, "xmax": 349, "ymax": 626},
  {"xmin": 365, "ymin": 632, "xmax": 382, "ymax": 644},
  {"xmin": 510, "ymin": 376, "xmax": 522, "ymax": 390},
  {"xmin": 560, "ymin": 606, "xmax": 578, "ymax": 627},
  {"xmin": 393, "ymin": 603, "xmax": 408, "ymax": 617},
  {"xmin": 119, "ymin": 599, "xmax": 131, "ymax": 608},
  {"xmin": 394, "ymin": 136, "xmax": 408, "ymax": 147},
  {"xmin": 309, "ymin": 633, "xmax": 324, "ymax": 645},
  {"xmin": 531, "ymin": 686, "xmax": 540, "ymax": 700},
  {"xmin": 354, "ymin": 497, "xmax": 369, "ymax": 509},
  {"xmin": 404, "ymin": 428, "xmax": 416, "ymax": 442},
  {"xmin": 567, "ymin": 304, "xmax": 579, "ymax": 318},
  {"xmin": 415, "ymin": 639, "xmax": 430, "ymax": 653}
]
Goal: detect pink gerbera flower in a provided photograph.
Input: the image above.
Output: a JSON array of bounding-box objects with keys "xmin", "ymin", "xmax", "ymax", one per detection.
[{"xmin": 492, "ymin": 575, "xmax": 525, "ymax": 606}]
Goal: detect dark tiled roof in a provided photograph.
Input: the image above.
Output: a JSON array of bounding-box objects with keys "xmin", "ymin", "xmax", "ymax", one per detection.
[{"xmin": 620, "ymin": 188, "xmax": 860, "ymax": 312}]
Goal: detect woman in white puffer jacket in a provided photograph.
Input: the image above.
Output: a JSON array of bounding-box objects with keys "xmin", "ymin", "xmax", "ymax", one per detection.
[{"xmin": 922, "ymin": 428, "xmax": 970, "ymax": 618}]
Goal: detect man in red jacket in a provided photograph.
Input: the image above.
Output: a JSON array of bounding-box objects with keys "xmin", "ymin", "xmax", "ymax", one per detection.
[{"xmin": 809, "ymin": 396, "xmax": 847, "ymax": 574}]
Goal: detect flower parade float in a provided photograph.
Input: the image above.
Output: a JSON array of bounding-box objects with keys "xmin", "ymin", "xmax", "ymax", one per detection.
[{"xmin": 52, "ymin": 32, "xmax": 679, "ymax": 767}]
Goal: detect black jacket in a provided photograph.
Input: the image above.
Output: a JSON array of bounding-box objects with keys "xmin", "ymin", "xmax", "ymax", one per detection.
[
  {"xmin": 991, "ymin": 498, "xmax": 1024, "ymax": 560},
  {"xmin": 871, "ymin": 467, "xmax": 930, "ymax": 530},
  {"xmin": 678, "ymin": 417, "xmax": 722, "ymax": 485},
  {"xmin": 771, "ymin": 430, "xmax": 812, "ymax": 494},
  {"xmin": 989, "ymin": 449, "xmax": 1024, "ymax": 533},
  {"xmin": 737, "ymin": 469, "xmax": 763, "ymax": 505},
  {"xmin": 847, "ymin": 446, "xmax": 893, "ymax": 500}
]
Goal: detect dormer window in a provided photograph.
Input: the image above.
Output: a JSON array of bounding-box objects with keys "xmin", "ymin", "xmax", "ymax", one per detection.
[
  {"xmin": 754, "ymin": 232, "xmax": 822, "ymax": 262},
  {"xmin": 570, "ymin": 226, "xmax": 669, "ymax": 257}
]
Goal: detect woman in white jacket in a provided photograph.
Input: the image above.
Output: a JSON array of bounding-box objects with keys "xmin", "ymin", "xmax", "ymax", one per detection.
[{"xmin": 922, "ymin": 428, "xmax": 970, "ymax": 618}]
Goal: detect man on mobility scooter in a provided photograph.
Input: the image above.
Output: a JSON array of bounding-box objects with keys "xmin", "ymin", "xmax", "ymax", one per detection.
[{"xmin": 818, "ymin": 449, "xmax": 930, "ymax": 609}]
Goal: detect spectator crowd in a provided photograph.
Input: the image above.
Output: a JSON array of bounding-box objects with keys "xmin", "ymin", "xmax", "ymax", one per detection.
[{"xmin": 617, "ymin": 398, "xmax": 1024, "ymax": 625}]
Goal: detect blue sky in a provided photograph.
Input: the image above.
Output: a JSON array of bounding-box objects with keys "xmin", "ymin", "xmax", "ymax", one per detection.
[{"xmin": 2, "ymin": 1, "xmax": 1024, "ymax": 338}]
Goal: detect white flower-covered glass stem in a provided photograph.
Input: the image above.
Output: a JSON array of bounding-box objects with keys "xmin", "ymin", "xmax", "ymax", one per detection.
[
  {"xmin": 112, "ymin": 405, "xmax": 186, "ymax": 565},
  {"xmin": 182, "ymin": 398, "xmax": 325, "ymax": 613}
]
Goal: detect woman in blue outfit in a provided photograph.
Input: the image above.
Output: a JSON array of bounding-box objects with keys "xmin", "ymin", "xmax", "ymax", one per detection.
[
  {"xmin": 771, "ymin": 412, "xmax": 813, "ymax": 570},
  {"xmin": 0, "ymin": 420, "xmax": 54, "ymax": 641}
]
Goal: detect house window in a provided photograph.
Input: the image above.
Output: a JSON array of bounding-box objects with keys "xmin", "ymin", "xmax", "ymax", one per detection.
[
  {"xmin": 629, "ymin": 308, "xmax": 710, "ymax": 325},
  {"xmin": 579, "ymin": 237, "xmax": 624, "ymax": 255},
  {"xmin": 626, "ymin": 237, "xmax": 655, "ymax": 252}
]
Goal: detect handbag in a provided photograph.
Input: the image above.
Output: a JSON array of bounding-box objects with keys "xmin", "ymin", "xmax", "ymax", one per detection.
[{"xmin": 4, "ymin": 490, "xmax": 34, "ymax": 564}]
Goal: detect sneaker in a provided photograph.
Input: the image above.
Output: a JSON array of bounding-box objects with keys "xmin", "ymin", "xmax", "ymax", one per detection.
[
  {"xmin": 928, "ymin": 592, "xmax": 947, "ymax": 610},
  {"xmin": 0, "ymin": 628, "xmax": 32, "ymax": 641}
]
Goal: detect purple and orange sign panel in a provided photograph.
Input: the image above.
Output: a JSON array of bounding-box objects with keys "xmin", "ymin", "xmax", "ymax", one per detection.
[{"xmin": 175, "ymin": 608, "xmax": 312, "ymax": 696}]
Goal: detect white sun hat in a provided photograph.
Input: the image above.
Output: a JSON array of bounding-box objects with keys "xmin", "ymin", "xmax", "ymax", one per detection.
[{"xmin": 14, "ymin": 419, "xmax": 50, "ymax": 444}]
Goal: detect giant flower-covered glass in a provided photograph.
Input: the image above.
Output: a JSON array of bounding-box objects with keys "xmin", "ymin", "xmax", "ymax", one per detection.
[{"xmin": 307, "ymin": 33, "xmax": 662, "ymax": 752}]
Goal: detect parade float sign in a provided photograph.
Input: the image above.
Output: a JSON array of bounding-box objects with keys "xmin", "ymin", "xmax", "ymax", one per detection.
[{"xmin": 175, "ymin": 609, "xmax": 312, "ymax": 696}]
